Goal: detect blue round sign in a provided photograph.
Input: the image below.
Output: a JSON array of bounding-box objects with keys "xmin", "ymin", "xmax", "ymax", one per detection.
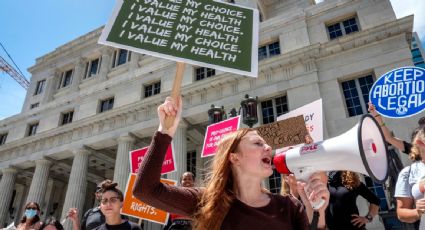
[{"xmin": 369, "ymin": 66, "xmax": 425, "ymax": 118}]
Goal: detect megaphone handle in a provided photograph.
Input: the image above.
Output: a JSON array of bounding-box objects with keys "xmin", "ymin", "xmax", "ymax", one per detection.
[{"xmin": 296, "ymin": 169, "xmax": 326, "ymax": 210}]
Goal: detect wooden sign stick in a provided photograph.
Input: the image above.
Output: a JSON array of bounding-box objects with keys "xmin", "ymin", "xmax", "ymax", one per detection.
[{"xmin": 165, "ymin": 62, "xmax": 185, "ymax": 129}]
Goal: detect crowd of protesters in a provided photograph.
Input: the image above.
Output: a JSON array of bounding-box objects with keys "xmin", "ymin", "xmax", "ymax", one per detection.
[{"xmin": 4, "ymin": 99, "xmax": 425, "ymax": 230}]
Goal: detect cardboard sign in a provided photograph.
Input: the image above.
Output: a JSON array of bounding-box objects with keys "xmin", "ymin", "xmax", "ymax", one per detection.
[
  {"xmin": 99, "ymin": 0, "xmax": 259, "ymax": 77},
  {"xmin": 130, "ymin": 144, "xmax": 176, "ymax": 174},
  {"xmin": 254, "ymin": 115, "xmax": 308, "ymax": 150},
  {"xmin": 369, "ymin": 66, "xmax": 425, "ymax": 118},
  {"xmin": 122, "ymin": 174, "xmax": 176, "ymax": 225},
  {"xmin": 202, "ymin": 116, "xmax": 241, "ymax": 157},
  {"xmin": 277, "ymin": 99, "xmax": 323, "ymax": 142}
]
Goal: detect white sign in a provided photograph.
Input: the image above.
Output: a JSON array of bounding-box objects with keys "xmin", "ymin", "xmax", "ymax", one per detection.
[{"xmin": 277, "ymin": 99, "xmax": 323, "ymax": 151}]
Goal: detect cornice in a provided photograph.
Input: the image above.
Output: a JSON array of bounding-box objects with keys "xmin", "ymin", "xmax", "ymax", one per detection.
[
  {"xmin": 28, "ymin": 27, "xmax": 104, "ymax": 73},
  {"xmin": 317, "ymin": 16, "xmax": 413, "ymax": 59}
]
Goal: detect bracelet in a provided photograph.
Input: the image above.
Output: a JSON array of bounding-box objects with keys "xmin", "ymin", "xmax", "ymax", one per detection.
[
  {"xmin": 380, "ymin": 122, "xmax": 386, "ymax": 127},
  {"xmin": 374, "ymin": 114, "xmax": 381, "ymax": 118}
]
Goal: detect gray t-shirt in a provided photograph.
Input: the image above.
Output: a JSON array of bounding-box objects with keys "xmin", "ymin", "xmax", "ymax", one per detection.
[{"xmin": 395, "ymin": 161, "xmax": 425, "ymax": 198}]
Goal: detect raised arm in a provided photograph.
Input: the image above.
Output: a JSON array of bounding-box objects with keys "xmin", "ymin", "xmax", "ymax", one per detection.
[
  {"xmin": 132, "ymin": 97, "xmax": 202, "ymax": 216},
  {"xmin": 368, "ymin": 103, "xmax": 406, "ymax": 152}
]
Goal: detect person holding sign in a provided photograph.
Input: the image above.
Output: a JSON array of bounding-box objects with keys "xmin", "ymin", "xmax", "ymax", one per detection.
[
  {"xmin": 368, "ymin": 103, "xmax": 424, "ymax": 155},
  {"xmin": 133, "ymin": 97, "xmax": 329, "ymax": 230}
]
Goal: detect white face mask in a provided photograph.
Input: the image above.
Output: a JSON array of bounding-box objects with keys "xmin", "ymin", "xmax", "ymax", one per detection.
[{"xmin": 24, "ymin": 209, "xmax": 37, "ymax": 219}]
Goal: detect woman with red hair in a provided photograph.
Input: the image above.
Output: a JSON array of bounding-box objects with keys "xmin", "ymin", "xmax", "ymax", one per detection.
[{"xmin": 134, "ymin": 97, "xmax": 329, "ymax": 230}]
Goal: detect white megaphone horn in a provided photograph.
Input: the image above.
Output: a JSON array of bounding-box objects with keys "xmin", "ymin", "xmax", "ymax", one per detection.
[{"xmin": 273, "ymin": 114, "xmax": 388, "ymax": 208}]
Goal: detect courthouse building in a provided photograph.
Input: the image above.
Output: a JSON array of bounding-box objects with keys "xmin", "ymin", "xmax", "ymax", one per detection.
[{"xmin": 0, "ymin": 0, "xmax": 422, "ymax": 229}]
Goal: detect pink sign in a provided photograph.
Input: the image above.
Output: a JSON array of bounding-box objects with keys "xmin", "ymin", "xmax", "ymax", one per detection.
[
  {"xmin": 130, "ymin": 144, "xmax": 176, "ymax": 174},
  {"xmin": 202, "ymin": 116, "xmax": 241, "ymax": 158}
]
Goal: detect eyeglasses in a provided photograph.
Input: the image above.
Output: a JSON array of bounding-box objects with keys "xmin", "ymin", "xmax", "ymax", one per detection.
[
  {"xmin": 100, "ymin": 197, "xmax": 120, "ymax": 205},
  {"xmin": 26, "ymin": 207, "xmax": 38, "ymax": 210}
]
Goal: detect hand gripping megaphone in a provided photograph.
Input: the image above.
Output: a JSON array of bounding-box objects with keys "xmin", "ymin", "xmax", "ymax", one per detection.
[{"xmin": 273, "ymin": 114, "xmax": 388, "ymax": 209}]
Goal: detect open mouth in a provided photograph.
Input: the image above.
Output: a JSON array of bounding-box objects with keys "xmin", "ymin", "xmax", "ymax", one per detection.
[{"xmin": 262, "ymin": 157, "xmax": 272, "ymax": 165}]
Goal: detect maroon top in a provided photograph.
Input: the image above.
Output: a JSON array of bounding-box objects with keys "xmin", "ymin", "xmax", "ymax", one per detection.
[{"xmin": 133, "ymin": 131, "xmax": 310, "ymax": 230}]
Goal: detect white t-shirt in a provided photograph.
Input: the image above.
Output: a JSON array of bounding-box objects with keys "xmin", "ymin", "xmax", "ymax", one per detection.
[
  {"xmin": 395, "ymin": 161, "xmax": 425, "ymax": 198},
  {"xmin": 395, "ymin": 161, "xmax": 425, "ymax": 229}
]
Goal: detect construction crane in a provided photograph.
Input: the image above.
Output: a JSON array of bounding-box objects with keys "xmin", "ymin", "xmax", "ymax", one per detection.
[{"xmin": 0, "ymin": 43, "xmax": 29, "ymax": 90}]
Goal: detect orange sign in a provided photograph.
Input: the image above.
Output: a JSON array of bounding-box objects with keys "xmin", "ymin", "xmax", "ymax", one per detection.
[{"xmin": 122, "ymin": 174, "xmax": 176, "ymax": 225}]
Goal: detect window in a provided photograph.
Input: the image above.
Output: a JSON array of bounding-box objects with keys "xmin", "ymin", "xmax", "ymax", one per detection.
[
  {"xmin": 144, "ymin": 81, "xmax": 161, "ymax": 98},
  {"xmin": 327, "ymin": 17, "xmax": 359, "ymax": 40},
  {"xmin": 27, "ymin": 123, "xmax": 39, "ymax": 136},
  {"xmin": 99, "ymin": 98, "xmax": 114, "ymax": 113},
  {"xmin": 61, "ymin": 111, "xmax": 74, "ymax": 125},
  {"xmin": 258, "ymin": 41, "xmax": 280, "ymax": 60},
  {"xmin": 269, "ymin": 170, "xmax": 282, "ymax": 194},
  {"xmin": 85, "ymin": 58, "xmax": 101, "ymax": 78},
  {"xmin": 195, "ymin": 67, "xmax": 216, "ymax": 81},
  {"xmin": 34, "ymin": 80, "xmax": 46, "ymax": 95},
  {"xmin": 365, "ymin": 176, "xmax": 389, "ymax": 211},
  {"xmin": 112, "ymin": 49, "xmax": 131, "ymax": 68},
  {"xmin": 30, "ymin": 103, "xmax": 39, "ymax": 109},
  {"xmin": 186, "ymin": 151, "xmax": 197, "ymax": 176},
  {"xmin": 0, "ymin": 133, "xmax": 7, "ymax": 145},
  {"xmin": 59, "ymin": 69, "xmax": 73, "ymax": 88},
  {"xmin": 341, "ymin": 75, "xmax": 374, "ymax": 117},
  {"xmin": 260, "ymin": 95, "xmax": 288, "ymax": 125}
]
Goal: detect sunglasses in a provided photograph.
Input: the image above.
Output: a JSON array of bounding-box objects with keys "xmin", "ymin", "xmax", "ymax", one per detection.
[
  {"xmin": 26, "ymin": 207, "xmax": 38, "ymax": 210},
  {"xmin": 96, "ymin": 187, "xmax": 102, "ymax": 192},
  {"xmin": 100, "ymin": 197, "xmax": 120, "ymax": 205}
]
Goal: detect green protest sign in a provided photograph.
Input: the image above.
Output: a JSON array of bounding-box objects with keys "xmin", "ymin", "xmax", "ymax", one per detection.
[{"xmin": 99, "ymin": 0, "xmax": 259, "ymax": 77}]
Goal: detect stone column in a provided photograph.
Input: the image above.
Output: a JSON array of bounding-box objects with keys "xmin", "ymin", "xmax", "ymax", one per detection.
[
  {"xmin": 195, "ymin": 146, "xmax": 204, "ymax": 183},
  {"xmin": 41, "ymin": 70, "xmax": 59, "ymax": 104},
  {"xmin": 61, "ymin": 148, "xmax": 90, "ymax": 230},
  {"xmin": 0, "ymin": 168, "xmax": 17, "ymax": 227},
  {"xmin": 99, "ymin": 48, "xmax": 113, "ymax": 81},
  {"xmin": 26, "ymin": 159, "xmax": 51, "ymax": 206},
  {"xmin": 167, "ymin": 122, "xmax": 188, "ymax": 181},
  {"xmin": 71, "ymin": 59, "xmax": 85, "ymax": 90},
  {"xmin": 129, "ymin": 53, "xmax": 140, "ymax": 72},
  {"xmin": 113, "ymin": 134, "xmax": 135, "ymax": 191}
]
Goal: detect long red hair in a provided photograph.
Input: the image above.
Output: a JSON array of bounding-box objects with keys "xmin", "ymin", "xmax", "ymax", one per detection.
[{"xmin": 193, "ymin": 128, "xmax": 253, "ymax": 230}]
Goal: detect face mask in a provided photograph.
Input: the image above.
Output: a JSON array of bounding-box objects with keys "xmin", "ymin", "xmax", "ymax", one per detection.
[{"xmin": 25, "ymin": 209, "xmax": 37, "ymax": 219}]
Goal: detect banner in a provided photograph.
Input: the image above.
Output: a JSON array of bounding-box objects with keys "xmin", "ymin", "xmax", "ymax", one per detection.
[
  {"xmin": 122, "ymin": 174, "xmax": 176, "ymax": 225},
  {"xmin": 369, "ymin": 66, "xmax": 425, "ymax": 118},
  {"xmin": 99, "ymin": 0, "xmax": 259, "ymax": 77},
  {"xmin": 130, "ymin": 144, "xmax": 176, "ymax": 174},
  {"xmin": 277, "ymin": 99, "xmax": 323, "ymax": 142},
  {"xmin": 202, "ymin": 116, "xmax": 240, "ymax": 157},
  {"xmin": 254, "ymin": 115, "xmax": 308, "ymax": 150}
]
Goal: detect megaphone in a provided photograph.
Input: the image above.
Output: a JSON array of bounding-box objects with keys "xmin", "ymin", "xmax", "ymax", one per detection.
[{"xmin": 273, "ymin": 114, "xmax": 388, "ymax": 207}]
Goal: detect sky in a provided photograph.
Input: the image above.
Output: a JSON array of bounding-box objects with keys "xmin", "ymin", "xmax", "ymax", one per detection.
[{"xmin": 0, "ymin": 0, "xmax": 424, "ymax": 120}]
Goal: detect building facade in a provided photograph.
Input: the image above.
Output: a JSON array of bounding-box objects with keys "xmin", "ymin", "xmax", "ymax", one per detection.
[
  {"xmin": 411, "ymin": 32, "xmax": 425, "ymax": 68},
  {"xmin": 0, "ymin": 0, "xmax": 420, "ymax": 229}
]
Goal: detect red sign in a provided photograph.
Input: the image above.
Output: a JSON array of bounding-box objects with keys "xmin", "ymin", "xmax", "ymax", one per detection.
[
  {"xmin": 130, "ymin": 144, "xmax": 176, "ymax": 174},
  {"xmin": 202, "ymin": 116, "xmax": 241, "ymax": 158}
]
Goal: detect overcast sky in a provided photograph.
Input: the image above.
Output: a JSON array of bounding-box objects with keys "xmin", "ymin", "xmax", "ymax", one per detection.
[{"xmin": 0, "ymin": 0, "xmax": 424, "ymax": 120}]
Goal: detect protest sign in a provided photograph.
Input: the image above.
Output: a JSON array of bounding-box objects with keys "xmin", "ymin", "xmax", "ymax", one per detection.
[
  {"xmin": 202, "ymin": 116, "xmax": 240, "ymax": 157},
  {"xmin": 277, "ymin": 99, "xmax": 323, "ymax": 142},
  {"xmin": 122, "ymin": 174, "xmax": 176, "ymax": 224},
  {"xmin": 130, "ymin": 144, "xmax": 176, "ymax": 174},
  {"xmin": 369, "ymin": 66, "xmax": 425, "ymax": 118},
  {"xmin": 254, "ymin": 115, "xmax": 308, "ymax": 150},
  {"xmin": 99, "ymin": 0, "xmax": 259, "ymax": 77}
]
